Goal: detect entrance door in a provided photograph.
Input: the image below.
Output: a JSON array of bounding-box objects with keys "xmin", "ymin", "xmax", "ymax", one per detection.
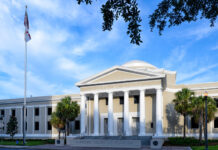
[
  {"xmin": 117, "ymin": 118, "xmax": 124, "ymax": 136},
  {"xmin": 104, "ymin": 118, "xmax": 108, "ymax": 135},
  {"xmin": 132, "ymin": 117, "xmax": 139, "ymax": 135}
]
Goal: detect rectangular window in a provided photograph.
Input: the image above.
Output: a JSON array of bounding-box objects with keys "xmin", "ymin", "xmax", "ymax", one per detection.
[
  {"xmin": 12, "ymin": 109, "xmax": 16, "ymax": 117},
  {"xmin": 35, "ymin": 122, "xmax": 39, "ymax": 130},
  {"xmin": 35, "ymin": 108, "xmax": 39, "ymax": 116},
  {"xmin": 214, "ymin": 98, "xmax": 218, "ymax": 108},
  {"xmin": 47, "ymin": 121, "xmax": 52, "ymax": 131},
  {"xmin": 134, "ymin": 95, "xmax": 139, "ymax": 104},
  {"xmin": 47, "ymin": 107, "xmax": 52, "ymax": 116},
  {"xmin": 105, "ymin": 98, "xmax": 108, "ymax": 105},
  {"xmin": 75, "ymin": 120, "xmax": 80, "ymax": 130},
  {"xmin": 151, "ymin": 122, "xmax": 153, "ymax": 128},
  {"xmin": 214, "ymin": 117, "xmax": 218, "ymax": 128},
  {"xmin": 119, "ymin": 96, "xmax": 124, "ymax": 104},
  {"xmin": 1, "ymin": 110, "xmax": 4, "ymax": 116},
  {"xmin": 191, "ymin": 117, "xmax": 199, "ymax": 129}
]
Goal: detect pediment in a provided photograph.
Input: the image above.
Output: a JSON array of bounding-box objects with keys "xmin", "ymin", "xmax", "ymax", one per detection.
[{"xmin": 76, "ymin": 66, "xmax": 165, "ymax": 86}]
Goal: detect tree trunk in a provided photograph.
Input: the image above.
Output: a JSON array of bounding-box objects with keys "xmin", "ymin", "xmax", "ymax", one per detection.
[
  {"xmin": 58, "ymin": 129, "xmax": 60, "ymax": 140},
  {"xmin": 183, "ymin": 114, "xmax": 186, "ymax": 138}
]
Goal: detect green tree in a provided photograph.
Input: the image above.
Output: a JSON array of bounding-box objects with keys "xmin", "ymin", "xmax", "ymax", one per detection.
[
  {"xmin": 55, "ymin": 96, "xmax": 80, "ymax": 142},
  {"xmin": 76, "ymin": 0, "xmax": 217, "ymax": 45},
  {"xmin": 173, "ymin": 88, "xmax": 194, "ymax": 138},
  {"xmin": 190, "ymin": 96, "xmax": 216, "ymax": 141},
  {"xmin": 50, "ymin": 112, "xmax": 65, "ymax": 140},
  {"xmin": 6, "ymin": 116, "xmax": 18, "ymax": 139}
]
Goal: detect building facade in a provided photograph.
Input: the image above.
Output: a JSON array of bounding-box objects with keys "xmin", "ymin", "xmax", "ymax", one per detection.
[{"xmin": 1, "ymin": 60, "xmax": 218, "ymax": 139}]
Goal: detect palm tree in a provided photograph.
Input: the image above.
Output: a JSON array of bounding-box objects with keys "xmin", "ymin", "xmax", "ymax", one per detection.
[
  {"xmin": 190, "ymin": 96, "xmax": 216, "ymax": 141},
  {"xmin": 56, "ymin": 96, "xmax": 80, "ymax": 143},
  {"xmin": 173, "ymin": 88, "xmax": 194, "ymax": 138},
  {"xmin": 50, "ymin": 112, "xmax": 65, "ymax": 140}
]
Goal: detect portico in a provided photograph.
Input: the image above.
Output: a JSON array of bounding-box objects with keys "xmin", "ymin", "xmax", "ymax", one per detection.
[
  {"xmin": 76, "ymin": 61, "xmax": 167, "ymax": 137},
  {"xmin": 79, "ymin": 86, "xmax": 163, "ymax": 136}
]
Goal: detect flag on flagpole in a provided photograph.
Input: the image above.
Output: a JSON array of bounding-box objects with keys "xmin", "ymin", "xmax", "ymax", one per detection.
[{"xmin": 24, "ymin": 6, "xmax": 31, "ymax": 42}]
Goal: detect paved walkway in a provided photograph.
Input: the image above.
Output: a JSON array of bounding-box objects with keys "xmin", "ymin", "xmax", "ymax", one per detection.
[{"xmin": 0, "ymin": 145, "xmax": 192, "ymax": 150}]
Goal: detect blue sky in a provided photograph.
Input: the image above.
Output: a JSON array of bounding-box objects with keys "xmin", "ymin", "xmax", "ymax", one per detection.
[{"xmin": 0, "ymin": 0, "xmax": 217, "ymax": 99}]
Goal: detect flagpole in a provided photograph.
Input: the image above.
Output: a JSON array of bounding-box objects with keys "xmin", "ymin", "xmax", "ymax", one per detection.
[
  {"xmin": 23, "ymin": 5, "xmax": 27, "ymax": 145},
  {"xmin": 23, "ymin": 34, "xmax": 27, "ymax": 145}
]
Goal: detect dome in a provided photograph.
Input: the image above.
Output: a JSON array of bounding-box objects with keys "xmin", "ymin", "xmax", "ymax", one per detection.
[{"xmin": 122, "ymin": 60, "xmax": 157, "ymax": 70}]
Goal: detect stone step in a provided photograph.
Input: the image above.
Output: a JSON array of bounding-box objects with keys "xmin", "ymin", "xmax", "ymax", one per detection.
[{"xmin": 79, "ymin": 136, "xmax": 152, "ymax": 146}]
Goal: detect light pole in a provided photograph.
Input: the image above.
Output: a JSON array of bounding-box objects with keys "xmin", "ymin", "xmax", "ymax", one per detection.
[{"xmin": 204, "ymin": 91, "xmax": 208, "ymax": 150}]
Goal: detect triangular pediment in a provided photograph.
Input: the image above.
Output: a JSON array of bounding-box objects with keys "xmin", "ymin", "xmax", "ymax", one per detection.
[{"xmin": 76, "ymin": 66, "xmax": 165, "ymax": 86}]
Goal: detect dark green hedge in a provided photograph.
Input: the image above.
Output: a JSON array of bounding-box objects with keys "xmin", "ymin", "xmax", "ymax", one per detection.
[
  {"xmin": 164, "ymin": 137, "xmax": 218, "ymax": 146},
  {"xmin": 0, "ymin": 139, "xmax": 55, "ymax": 144}
]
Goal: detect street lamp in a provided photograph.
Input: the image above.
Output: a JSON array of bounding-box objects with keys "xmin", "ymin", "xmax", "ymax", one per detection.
[{"xmin": 204, "ymin": 91, "xmax": 208, "ymax": 150}]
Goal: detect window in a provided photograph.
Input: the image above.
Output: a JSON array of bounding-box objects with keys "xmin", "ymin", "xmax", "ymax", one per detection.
[
  {"xmin": 47, "ymin": 107, "xmax": 52, "ymax": 116},
  {"xmin": 35, "ymin": 108, "xmax": 39, "ymax": 116},
  {"xmin": 105, "ymin": 98, "xmax": 108, "ymax": 105},
  {"xmin": 214, "ymin": 98, "xmax": 218, "ymax": 108},
  {"xmin": 191, "ymin": 117, "xmax": 199, "ymax": 129},
  {"xmin": 1, "ymin": 110, "xmax": 4, "ymax": 116},
  {"xmin": 151, "ymin": 122, "xmax": 153, "ymax": 128},
  {"xmin": 134, "ymin": 95, "xmax": 139, "ymax": 104},
  {"xmin": 26, "ymin": 108, "xmax": 27, "ymax": 116},
  {"xmin": 119, "ymin": 96, "xmax": 124, "ymax": 104},
  {"xmin": 47, "ymin": 121, "xmax": 52, "ymax": 130},
  {"xmin": 214, "ymin": 117, "xmax": 218, "ymax": 128},
  {"xmin": 35, "ymin": 122, "xmax": 39, "ymax": 130},
  {"xmin": 12, "ymin": 109, "xmax": 16, "ymax": 117},
  {"xmin": 75, "ymin": 120, "xmax": 80, "ymax": 130}
]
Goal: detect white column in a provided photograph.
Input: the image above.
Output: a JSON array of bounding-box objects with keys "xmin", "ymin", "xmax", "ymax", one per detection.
[
  {"xmin": 139, "ymin": 89, "xmax": 146, "ymax": 136},
  {"xmin": 155, "ymin": 88, "xmax": 163, "ymax": 136},
  {"xmin": 108, "ymin": 92, "xmax": 114, "ymax": 136},
  {"xmin": 124, "ymin": 90, "xmax": 130, "ymax": 136},
  {"xmin": 80, "ymin": 94, "xmax": 86, "ymax": 135},
  {"xmin": 94, "ymin": 93, "xmax": 99, "ymax": 135}
]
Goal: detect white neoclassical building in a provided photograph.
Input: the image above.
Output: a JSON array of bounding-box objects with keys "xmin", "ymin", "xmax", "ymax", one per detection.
[
  {"xmin": 76, "ymin": 60, "xmax": 218, "ymax": 137},
  {"xmin": 1, "ymin": 60, "xmax": 218, "ymax": 139}
]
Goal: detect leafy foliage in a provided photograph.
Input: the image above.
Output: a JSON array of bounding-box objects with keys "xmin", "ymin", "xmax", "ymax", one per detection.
[
  {"xmin": 173, "ymin": 88, "xmax": 194, "ymax": 138},
  {"xmin": 53, "ymin": 96, "xmax": 80, "ymax": 141},
  {"xmin": 50, "ymin": 112, "xmax": 65, "ymax": 139},
  {"xmin": 190, "ymin": 96, "xmax": 216, "ymax": 141},
  {"xmin": 56, "ymin": 96, "xmax": 80, "ymax": 123},
  {"xmin": 76, "ymin": 0, "xmax": 142, "ymax": 45},
  {"xmin": 6, "ymin": 116, "xmax": 18, "ymax": 139},
  {"xmin": 76, "ymin": 0, "xmax": 217, "ymax": 45},
  {"xmin": 149, "ymin": 0, "xmax": 218, "ymax": 35}
]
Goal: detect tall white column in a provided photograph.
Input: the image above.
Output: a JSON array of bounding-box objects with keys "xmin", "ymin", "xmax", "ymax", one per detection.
[
  {"xmin": 80, "ymin": 94, "xmax": 86, "ymax": 135},
  {"xmin": 108, "ymin": 92, "xmax": 114, "ymax": 136},
  {"xmin": 139, "ymin": 89, "xmax": 146, "ymax": 136},
  {"xmin": 124, "ymin": 90, "xmax": 130, "ymax": 136},
  {"xmin": 155, "ymin": 88, "xmax": 163, "ymax": 136},
  {"xmin": 94, "ymin": 93, "xmax": 99, "ymax": 135}
]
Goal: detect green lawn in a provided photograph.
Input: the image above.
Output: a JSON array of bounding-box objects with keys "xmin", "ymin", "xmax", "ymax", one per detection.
[
  {"xmin": 0, "ymin": 139, "xmax": 54, "ymax": 146},
  {"xmin": 192, "ymin": 145, "xmax": 218, "ymax": 150}
]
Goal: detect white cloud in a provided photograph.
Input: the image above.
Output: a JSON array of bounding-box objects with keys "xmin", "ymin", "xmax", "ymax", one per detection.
[
  {"xmin": 56, "ymin": 57, "xmax": 98, "ymax": 80},
  {"xmin": 163, "ymin": 46, "xmax": 186, "ymax": 69},
  {"xmin": 211, "ymin": 44, "xmax": 218, "ymax": 51},
  {"xmin": 177, "ymin": 63, "xmax": 218, "ymax": 83},
  {"xmin": 72, "ymin": 38, "xmax": 99, "ymax": 56},
  {"xmin": 182, "ymin": 24, "xmax": 218, "ymax": 40}
]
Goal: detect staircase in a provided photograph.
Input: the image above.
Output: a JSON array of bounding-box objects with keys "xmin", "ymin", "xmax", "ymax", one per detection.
[{"xmin": 76, "ymin": 136, "xmax": 152, "ymax": 146}]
